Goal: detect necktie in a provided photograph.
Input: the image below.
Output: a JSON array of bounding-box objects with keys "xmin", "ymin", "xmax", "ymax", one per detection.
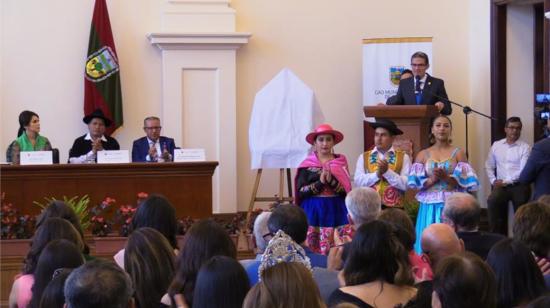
[{"xmin": 415, "ymin": 80, "xmax": 422, "ymax": 105}]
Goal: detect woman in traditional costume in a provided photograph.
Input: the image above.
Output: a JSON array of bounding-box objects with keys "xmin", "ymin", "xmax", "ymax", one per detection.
[
  {"xmin": 295, "ymin": 124, "xmax": 352, "ymax": 255},
  {"xmin": 408, "ymin": 115, "xmax": 479, "ymax": 253}
]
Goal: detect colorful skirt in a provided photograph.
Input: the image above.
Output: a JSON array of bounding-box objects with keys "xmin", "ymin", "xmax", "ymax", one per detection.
[
  {"xmin": 300, "ymin": 196, "xmax": 352, "ymax": 255},
  {"xmin": 414, "ymin": 201, "xmax": 444, "ymax": 253}
]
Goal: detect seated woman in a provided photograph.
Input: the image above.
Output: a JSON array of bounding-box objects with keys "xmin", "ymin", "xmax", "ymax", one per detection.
[
  {"xmin": 486, "ymin": 239, "xmax": 546, "ymax": 308},
  {"xmin": 328, "ymin": 220, "xmax": 416, "ymax": 308},
  {"xmin": 8, "ymin": 110, "xmax": 52, "ymax": 164},
  {"xmin": 296, "ymin": 124, "xmax": 352, "ymax": 255},
  {"xmin": 8, "ymin": 218, "xmax": 84, "ymax": 308},
  {"xmin": 113, "ymin": 194, "xmax": 178, "ymax": 268},
  {"xmin": 193, "ymin": 256, "xmax": 250, "ymax": 308},
  {"xmin": 164, "ymin": 219, "xmax": 236, "ymax": 308},
  {"xmin": 408, "ymin": 115, "xmax": 479, "ymax": 253},
  {"xmin": 124, "ymin": 228, "xmax": 176, "ymax": 308},
  {"xmin": 432, "ymin": 252, "xmax": 497, "ymax": 308},
  {"xmin": 28, "ymin": 240, "xmax": 84, "ymax": 308}
]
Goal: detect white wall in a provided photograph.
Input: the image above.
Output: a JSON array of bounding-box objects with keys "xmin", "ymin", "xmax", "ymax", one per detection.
[{"xmin": 0, "ymin": 0, "xmax": 521, "ymax": 212}]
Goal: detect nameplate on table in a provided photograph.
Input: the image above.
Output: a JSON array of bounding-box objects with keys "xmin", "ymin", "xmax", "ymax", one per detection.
[
  {"xmin": 174, "ymin": 148, "xmax": 206, "ymax": 162},
  {"xmin": 20, "ymin": 151, "xmax": 53, "ymax": 165},
  {"xmin": 97, "ymin": 150, "xmax": 130, "ymax": 164}
]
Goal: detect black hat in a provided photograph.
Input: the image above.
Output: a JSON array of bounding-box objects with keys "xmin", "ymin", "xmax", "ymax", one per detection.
[
  {"xmin": 83, "ymin": 109, "xmax": 112, "ymax": 127},
  {"xmin": 368, "ymin": 118, "xmax": 403, "ymax": 136}
]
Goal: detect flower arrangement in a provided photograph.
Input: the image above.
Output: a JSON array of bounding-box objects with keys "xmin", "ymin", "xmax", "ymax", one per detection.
[
  {"xmin": 113, "ymin": 192, "xmax": 147, "ymax": 237},
  {"xmin": 90, "ymin": 192, "xmax": 147, "ymax": 237},
  {"xmin": 90, "ymin": 197, "xmax": 116, "ymax": 237},
  {"xmin": 1, "ymin": 193, "xmax": 36, "ymax": 239}
]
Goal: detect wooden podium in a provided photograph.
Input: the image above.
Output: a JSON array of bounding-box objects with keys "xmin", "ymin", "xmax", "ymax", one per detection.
[{"xmin": 363, "ymin": 105, "xmax": 439, "ymax": 156}]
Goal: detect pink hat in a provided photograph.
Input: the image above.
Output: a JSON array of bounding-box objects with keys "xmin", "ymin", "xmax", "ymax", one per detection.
[{"xmin": 305, "ymin": 124, "xmax": 344, "ymax": 145}]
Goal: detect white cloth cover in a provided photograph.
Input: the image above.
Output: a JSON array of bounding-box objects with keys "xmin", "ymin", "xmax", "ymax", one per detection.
[{"xmin": 249, "ymin": 68, "xmax": 324, "ymax": 169}]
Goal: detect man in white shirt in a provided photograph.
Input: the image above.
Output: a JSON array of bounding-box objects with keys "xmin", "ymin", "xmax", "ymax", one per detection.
[
  {"xmin": 485, "ymin": 116, "xmax": 531, "ymax": 235},
  {"xmin": 354, "ymin": 119, "xmax": 411, "ymax": 208}
]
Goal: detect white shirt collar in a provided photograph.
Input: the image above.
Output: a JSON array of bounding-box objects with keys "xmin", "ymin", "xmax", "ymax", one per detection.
[
  {"xmin": 84, "ymin": 133, "xmax": 107, "ymax": 142},
  {"xmin": 372, "ymin": 146, "xmax": 395, "ymax": 155},
  {"xmin": 147, "ymin": 137, "xmax": 159, "ymax": 145}
]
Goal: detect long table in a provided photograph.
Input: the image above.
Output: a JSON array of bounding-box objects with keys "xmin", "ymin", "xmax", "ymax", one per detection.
[{"xmin": 0, "ymin": 162, "xmax": 218, "ymax": 218}]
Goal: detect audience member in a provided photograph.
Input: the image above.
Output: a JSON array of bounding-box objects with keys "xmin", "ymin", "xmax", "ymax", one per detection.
[
  {"xmin": 442, "ymin": 192, "xmax": 505, "ymax": 259},
  {"xmin": 8, "ymin": 110, "xmax": 52, "ymax": 164},
  {"xmin": 38, "ymin": 268, "xmax": 73, "ymax": 308},
  {"xmin": 296, "ymin": 123, "xmax": 352, "ymax": 255},
  {"xmin": 166, "ymin": 219, "xmax": 236, "ymax": 308},
  {"xmin": 64, "ymin": 259, "xmax": 134, "ymax": 308},
  {"xmin": 519, "ymin": 128, "xmax": 550, "ymax": 199},
  {"xmin": 114, "ymin": 194, "xmax": 178, "ymax": 268},
  {"xmin": 9, "ymin": 218, "xmax": 84, "ymax": 308},
  {"xmin": 485, "ymin": 116, "xmax": 531, "ymax": 235},
  {"xmin": 526, "ymin": 295, "xmax": 550, "ymax": 308},
  {"xmin": 252, "ymin": 211, "xmax": 272, "ymax": 255},
  {"xmin": 354, "ymin": 119, "xmax": 410, "ymax": 208},
  {"xmin": 193, "ymin": 256, "xmax": 250, "ymax": 308},
  {"xmin": 243, "ymin": 262, "xmax": 325, "ymax": 308},
  {"xmin": 420, "ymin": 223, "xmax": 464, "ymax": 269},
  {"xmin": 68, "ymin": 108, "xmax": 120, "ymax": 164},
  {"xmin": 328, "ymin": 221, "xmax": 416, "ymax": 308},
  {"xmin": 431, "ymin": 252, "xmax": 497, "ymax": 308},
  {"xmin": 538, "ymin": 194, "xmax": 550, "ymax": 206},
  {"xmin": 132, "ymin": 116, "xmax": 176, "ymax": 162},
  {"xmin": 513, "ymin": 201, "xmax": 550, "ymax": 281},
  {"xmin": 486, "ymin": 239, "xmax": 546, "ymax": 308},
  {"xmin": 124, "ymin": 228, "xmax": 176, "ymax": 308},
  {"xmin": 408, "ymin": 115, "xmax": 479, "ymax": 253},
  {"xmin": 339, "ymin": 187, "xmax": 382, "ymax": 265},
  {"xmin": 28, "ymin": 240, "xmax": 84, "ymax": 308},
  {"xmin": 35, "ymin": 200, "xmax": 90, "ymax": 257},
  {"xmin": 378, "ymin": 208, "xmax": 433, "ymax": 283}
]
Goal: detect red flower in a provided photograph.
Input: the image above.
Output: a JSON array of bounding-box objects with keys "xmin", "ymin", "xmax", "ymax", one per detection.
[
  {"xmin": 137, "ymin": 192, "xmax": 148, "ymax": 199},
  {"xmin": 382, "ymin": 187, "xmax": 401, "ymax": 207}
]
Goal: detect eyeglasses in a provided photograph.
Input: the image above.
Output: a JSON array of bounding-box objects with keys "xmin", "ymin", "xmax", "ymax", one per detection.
[
  {"xmin": 411, "ymin": 63, "xmax": 427, "ymax": 67},
  {"xmin": 144, "ymin": 126, "xmax": 162, "ymax": 130}
]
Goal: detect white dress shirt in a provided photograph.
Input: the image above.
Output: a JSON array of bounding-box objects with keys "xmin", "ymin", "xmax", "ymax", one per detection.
[
  {"xmin": 145, "ymin": 138, "xmax": 164, "ymax": 162},
  {"xmin": 485, "ymin": 138, "xmax": 530, "ymax": 185},
  {"xmin": 354, "ymin": 146, "xmax": 411, "ymax": 191},
  {"xmin": 68, "ymin": 133, "xmax": 108, "ymax": 164}
]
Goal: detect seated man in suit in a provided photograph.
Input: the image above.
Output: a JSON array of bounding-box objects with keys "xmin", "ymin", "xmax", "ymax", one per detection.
[
  {"xmin": 132, "ymin": 116, "xmax": 176, "ymax": 162},
  {"xmin": 386, "ymin": 51, "xmax": 452, "ymax": 115},
  {"xmin": 442, "ymin": 192, "xmax": 505, "ymax": 260},
  {"xmin": 69, "ymin": 109, "xmax": 120, "ymax": 164}
]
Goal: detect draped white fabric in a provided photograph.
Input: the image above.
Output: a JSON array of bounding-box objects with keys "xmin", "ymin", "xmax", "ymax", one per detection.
[{"xmin": 249, "ymin": 68, "xmax": 324, "ymax": 169}]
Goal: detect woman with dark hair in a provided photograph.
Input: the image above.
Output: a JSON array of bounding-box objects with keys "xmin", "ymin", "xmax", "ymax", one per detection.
[
  {"xmin": 486, "ymin": 239, "xmax": 546, "ymax": 308},
  {"xmin": 432, "ymin": 252, "xmax": 496, "ymax": 308},
  {"xmin": 295, "ymin": 124, "xmax": 352, "ymax": 255},
  {"xmin": 36, "ymin": 200, "xmax": 90, "ymax": 256},
  {"xmin": 243, "ymin": 262, "xmax": 325, "ymax": 308},
  {"xmin": 124, "ymin": 227, "xmax": 176, "ymax": 308},
  {"xmin": 28, "ymin": 240, "xmax": 84, "ymax": 308},
  {"xmin": 114, "ymin": 194, "xmax": 178, "ymax": 268},
  {"xmin": 9, "ymin": 218, "xmax": 84, "ymax": 308},
  {"xmin": 408, "ymin": 115, "xmax": 479, "ymax": 252},
  {"xmin": 8, "ymin": 110, "xmax": 52, "ymax": 164},
  {"xmin": 38, "ymin": 268, "xmax": 73, "ymax": 308},
  {"xmin": 329, "ymin": 220, "xmax": 416, "ymax": 308},
  {"xmin": 166, "ymin": 219, "xmax": 236, "ymax": 307},
  {"xmin": 378, "ymin": 208, "xmax": 433, "ymax": 283},
  {"xmin": 193, "ymin": 256, "xmax": 249, "ymax": 308}
]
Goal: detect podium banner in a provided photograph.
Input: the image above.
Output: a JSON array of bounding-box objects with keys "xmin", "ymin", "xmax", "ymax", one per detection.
[{"xmin": 362, "ymin": 37, "xmax": 433, "ymax": 110}]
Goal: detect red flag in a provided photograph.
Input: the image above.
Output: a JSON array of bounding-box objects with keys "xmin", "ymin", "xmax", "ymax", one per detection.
[{"xmin": 84, "ymin": 0, "xmax": 123, "ymax": 135}]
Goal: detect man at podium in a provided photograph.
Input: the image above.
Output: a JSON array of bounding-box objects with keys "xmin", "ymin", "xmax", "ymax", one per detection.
[{"xmin": 386, "ymin": 52, "xmax": 452, "ymax": 115}]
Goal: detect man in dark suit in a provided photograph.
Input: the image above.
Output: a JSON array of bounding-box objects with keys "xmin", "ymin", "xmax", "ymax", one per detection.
[
  {"xmin": 442, "ymin": 192, "xmax": 505, "ymax": 260},
  {"xmin": 131, "ymin": 116, "xmax": 176, "ymax": 162},
  {"xmin": 519, "ymin": 120, "xmax": 550, "ymax": 199},
  {"xmin": 386, "ymin": 51, "xmax": 452, "ymax": 115}
]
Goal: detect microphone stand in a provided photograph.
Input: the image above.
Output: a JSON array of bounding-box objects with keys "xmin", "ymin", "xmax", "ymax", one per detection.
[{"xmin": 428, "ymin": 91, "xmax": 496, "ymax": 159}]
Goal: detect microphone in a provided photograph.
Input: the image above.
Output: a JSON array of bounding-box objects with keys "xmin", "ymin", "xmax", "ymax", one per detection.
[{"xmin": 415, "ymin": 75, "xmax": 421, "ymax": 94}]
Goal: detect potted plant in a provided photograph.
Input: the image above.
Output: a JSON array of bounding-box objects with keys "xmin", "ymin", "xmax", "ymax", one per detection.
[
  {"xmin": 33, "ymin": 195, "xmax": 92, "ymax": 232},
  {"xmin": 0, "ymin": 193, "xmax": 36, "ymax": 257}
]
